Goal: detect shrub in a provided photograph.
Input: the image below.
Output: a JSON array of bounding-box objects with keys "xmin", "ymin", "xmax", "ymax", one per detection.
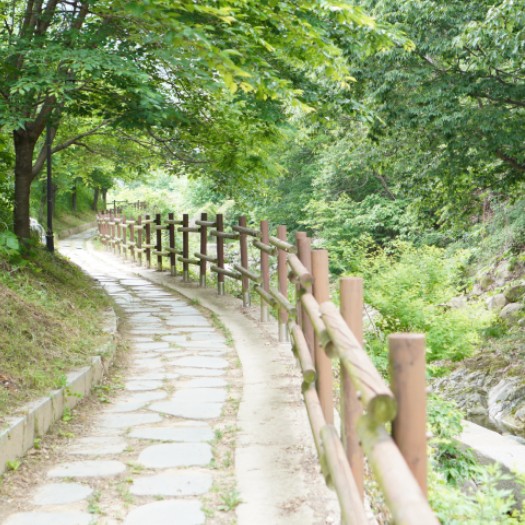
[{"xmin": 364, "ymin": 242, "xmax": 490, "ymax": 364}]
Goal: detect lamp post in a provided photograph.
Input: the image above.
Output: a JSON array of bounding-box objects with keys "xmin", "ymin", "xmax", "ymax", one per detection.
[{"xmin": 46, "ymin": 121, "xmax": 55, "ymax": 252}]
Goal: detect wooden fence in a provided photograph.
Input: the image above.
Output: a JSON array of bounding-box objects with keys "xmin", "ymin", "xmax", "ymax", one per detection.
[{"xmin": 96, "ymin": 211, "xmax": 439, "ymax": 525}]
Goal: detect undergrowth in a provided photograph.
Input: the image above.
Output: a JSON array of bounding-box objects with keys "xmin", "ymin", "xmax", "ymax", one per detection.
[{"xmin": 0, "ymin": 244, "xmax": 110, "ymax": 419}]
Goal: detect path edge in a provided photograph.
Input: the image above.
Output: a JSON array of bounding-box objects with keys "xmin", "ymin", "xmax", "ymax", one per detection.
[
  {"xmin": 0, "ymin": 306, "xmax": 119, "ymax": 476},
  {"xmin": 56, "ymin": 221, "xmax": 97, "ymax": 240}
]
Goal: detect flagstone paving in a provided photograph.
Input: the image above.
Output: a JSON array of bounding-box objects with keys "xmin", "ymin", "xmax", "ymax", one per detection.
[{"xmin": 0, "ymin": 247, "xmax": 235, "ymax": 525}]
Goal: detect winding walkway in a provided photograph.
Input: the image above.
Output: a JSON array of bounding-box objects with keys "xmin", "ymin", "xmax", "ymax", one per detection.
[{"xmin": 0, "ymin": 231, "xmax": 338, "ymax": 525}]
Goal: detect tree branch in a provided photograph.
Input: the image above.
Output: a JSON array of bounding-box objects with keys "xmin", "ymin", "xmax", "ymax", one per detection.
[
  {"xmin": 494, "ymin": 150, "xmax": 525, "ymax": 173},
  {"xmin": 31, "ymin": 118, "xmax": 115, "ymax": 178}
]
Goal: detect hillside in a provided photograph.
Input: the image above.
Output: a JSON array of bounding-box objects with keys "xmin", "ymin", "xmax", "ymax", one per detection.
[{"xmin": 0, "ymin": 236, "xmax": 110, "ymax": 422}]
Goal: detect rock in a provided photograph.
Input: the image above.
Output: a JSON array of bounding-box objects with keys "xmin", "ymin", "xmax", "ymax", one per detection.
[
  {"xmin": 499, "ymin": 303, "xmax": 524, "ymax": 323},
  {"xmin": 504, "ymin": 283, "xmax": 525, "ymax": 303},
  {"xmin": 486, "ymin": 293, "xmax": 508, "ymax": 311},
  {"xmin": 494, "ymin": 260, "xmax": 512, "ymax": 283},
  {"xmin": 488, "ymin": 379, "xmax": 525, "ymax": 434},
  {"xmin": 471, "ymin": 284, "xmax": 484, "ymax": 296},
  {"xmin": 448, "ymin": 296, "xmax": 468, "ymax": 309},
  {"xmin": 363, "ymin": 305, "xmax": 383, "ymax": 335},
  {"xmin": 479, "ymin": 274, "xmax": 494, "ymax": 290}
]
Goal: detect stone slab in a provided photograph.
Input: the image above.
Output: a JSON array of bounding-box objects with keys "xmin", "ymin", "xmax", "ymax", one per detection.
[
  {"xmin": 183, "ymin": 378, "xmax": 227, "ymax": 389},
  {"xmin": 172, "ymin": 388, "xmax": 226, "ymax": 403},
  {"xmin": 125, "ymin": 380, "xmax": 163, "ymax": 391},
  {"xmin": 171, "ymin": 356, "xmax": 228, "ymax": 369},
  {"xmin": 174, "ymin": 367, "xmax": 225, "ymax": 377},
  {"xmin": 132, "ymin": 342, "xmax": 171, "ymax": 352},
  {"xmin": 67, "ymin": 436, "xmax": 128, "ymax": 456},
  {"xmin": 103, "ymin": 399, "xmax": 150, "ymax": 413},
  {"xmin": 165, "ymin": 317, "xmax": 211, "ymax": 327},
  {"xmin": 120, "ymin": 391, "xmax": 167, "ymax": 403},
  {"xmin": 124, "ymin": 500, "xmax": 204, "ymax": 525},
  {"xmin": 137, "ymin": 443, "xmax": 212, "ymax": 468},
  {"xmin": 96, "ymin": 413, "xmax": 162, "ymax": 429},
  {"xmin": 3, "ymin": 512, "xmax": 94, "ymax": 525},
  {"xmin": 161, "ymin": 335, "xmax": 188, "ymax": 343},
  {"xmin": 189, "ymin": 332, "xmax": 225, "ymax": 342},
  {"xmin": 149, "ymin": 400, "xmax": 222, "ymax": 420},
  {"xmin": 129, "ymin": 423, "xmax": 213, "ymax": 443},
  {"xmin": 132, "ymin": 358, "xmax": 165, "ymax": 370},
  {"xmin": 33, "ymin": 482, "xmax": 93, "ymax": 505},
  {"xmin": 130, "ymin": 470, "xmax": 212, "ymax": 496},
  {"xmin": 47, "ymin": 460, "xmax": 126, "ymax": 478}
]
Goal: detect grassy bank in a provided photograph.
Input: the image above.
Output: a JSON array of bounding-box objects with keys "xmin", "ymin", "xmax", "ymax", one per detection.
[{"xmin": 0, "ymin": 244, "xmax": 110, "ymax": 422}]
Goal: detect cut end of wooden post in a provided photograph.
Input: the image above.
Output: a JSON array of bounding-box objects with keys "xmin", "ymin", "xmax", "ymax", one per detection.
[{"xmin": 368, "ymin": 394, "xmax": 397, "ymax": 425}]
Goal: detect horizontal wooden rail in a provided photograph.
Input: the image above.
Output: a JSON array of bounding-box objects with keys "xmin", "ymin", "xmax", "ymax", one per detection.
[
  {"xmin": 178, "ymin": 226, "xmax": 200, "ymax": 233},
  {"xmin": 232, "ymin": 224, "xmax": 260, "ymax": 237},
  {"xmin": 254, "ymin": 284, "xmax": 276, "ymax": 307},
  {"xmin": 320, "ymin": 301, "xmax": 396, "ymax": 425},
  {"xmin": 211, "ymin": 230, "xmax": 239, "ymax": 240},
  {"xmin": 177, "ymin": 255, "xmax": 200, "ymax": 265},
  {"xmin": 288, "ymin": 253, "xmax": 313, "ymax": 289},
  {"xmin": 210, "ymin": 265, "xmax": 242, "ymax": 280},
  {"xmin": 320, "ymin": 425, "xmax": 369, "ymax": 525},
  {"xmin": 300, "ymin": 293, "xmax": 332, "ymax": 349},
  {"xmin": 195, "ymin": 219, "xmax": 217, "ymax": 227},
  {"xmin": 252, "ymin": 239, "xmax": 276, "ymax": 255},
  {"xmin": 194, "ymin": 252, "xmax": 218, "ymax": 263},
  {"xmin": 233, "ymin": 263, "xmax": 261, "ymax": 283},
  {"xmin": 358, "ymin": 417, "xmax": 438, "ymax": 525},
  {"xmin": 289, "ymin": 322, "xmax": 316, "ymax": 385},
  {"xmin": 268, "ymin": 287, "xmax": 295, "ymax": 315},
  {"xmin": 268, "ymin": 235, "xmax": 296, "ymax": 253}
]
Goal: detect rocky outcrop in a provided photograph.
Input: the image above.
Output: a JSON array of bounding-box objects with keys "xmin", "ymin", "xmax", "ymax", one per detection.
[
  {"xmin": 432, "ymin": 368, "xmax": 525, "ymax": 436},
  {"xmin": 432, "ymin": 258, "xmax": 524, "ymax": 436}
]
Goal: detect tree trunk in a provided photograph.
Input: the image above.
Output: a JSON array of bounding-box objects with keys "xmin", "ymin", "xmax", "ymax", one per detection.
[
  {"xmin": 101, "ymin": 188, "xmax": 108, "ymax": 210},
  {"xmin": 71, "ymin": 182, "xmax": 77, "ymax": 212},
  {"xmin": 92, "ymin": 187, "xmax": 100, "ymax": 211},
  {"xmin": 13, "ymin": 132, "xmax": 37, "ymax": 239}
]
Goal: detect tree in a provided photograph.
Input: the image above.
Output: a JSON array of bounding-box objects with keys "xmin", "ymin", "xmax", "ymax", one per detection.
[
  {"xmin": 352, "ymin": 0, "xmax": 525, "ymax": 226},
  {"xmin": 0, "ymin": 0, "xmax": 385, "ymax": 238}
]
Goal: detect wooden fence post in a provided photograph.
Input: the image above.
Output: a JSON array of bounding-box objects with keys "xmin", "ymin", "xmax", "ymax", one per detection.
[
  {"xmin": 137, "ymin": 215, "xmax": 143, "ymax": 266},
  {"xmin": 277, "ymin": 225, "xmax": 289, "ymax": 342},
  {"xmin": 168, "ymin": 212, "xmax": 176, "ymax": 276},
  {"xmin": 129, "ymin": 219, "xmax": 136, "ymax": 262},
  {"xmin": 216, "ymin": 213, "xmax": 225, "ymax": 295},
  {"xmin": 200, "ymin": 212, "xmax": 207, "ymax": 287},
  {"xmin": 182, "ymin": 213, "xmax": 189, "ymax": 281},
  {"xmin": 145, "ymin": 214, "xmax": 151, "ymax": 269},
  {"xmin": 340, "ymin": 277, "xmax": 365, "ymax": 500},
  {"xmin": 122, "ymin": 215, "xmax": 127, "ymax": 259},
  {"xmin": 296, "ymin": 233, "xmax": 314, "ymax": 355},
  {"xmin": 312, "ymin": 249, "xmax": 334, "ymax": 424},
  {"xmin": 155, "ymin": 213, "xmax": 163, "ymax": 271},
  {"xmin": 389, "ymin": 334, "xmax": 428, "ymax": 497},
  {"xmin": 109, "ymin": 211, "xmax": 114, "ymax": 252},
  {"xmin": 260, "ymin": 220, "xmax": 270, "ymax": 322},
  {"xmin": 239, "ymin": 215, "xmax": 250, "ymax": 307}
]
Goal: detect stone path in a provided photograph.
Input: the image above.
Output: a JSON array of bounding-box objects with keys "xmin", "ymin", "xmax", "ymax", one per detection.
[
  {"xmin": 0, "ymin": 230, "xmax": 340, "ymax": 525},
  {"xmin": 0, "ymin": 244, "xmax": 234, "ymax": 525}
]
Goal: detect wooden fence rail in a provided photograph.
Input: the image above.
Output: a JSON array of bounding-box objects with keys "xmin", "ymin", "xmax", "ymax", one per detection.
[{"xmin": 96, "ymin": 211, "xmax": 438, "ymax": 525}]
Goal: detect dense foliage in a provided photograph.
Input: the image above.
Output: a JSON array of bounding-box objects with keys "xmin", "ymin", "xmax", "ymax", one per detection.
[{"xmin": 0, "ymin": 0, "xmax": 405, "ymax": 237}]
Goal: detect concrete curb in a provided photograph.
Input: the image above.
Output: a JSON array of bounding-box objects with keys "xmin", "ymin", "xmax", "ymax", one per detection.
[
  {"xmin": 0, "ymin": 307, "xmax": 118, "ymax": 475},
  {"xmin": 460, "ymin": 420, "xmax": 525, "ymax": 504},
  {"xmin": 56, "ymin": 221, "xmax": 97, "ymax": 240}
]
